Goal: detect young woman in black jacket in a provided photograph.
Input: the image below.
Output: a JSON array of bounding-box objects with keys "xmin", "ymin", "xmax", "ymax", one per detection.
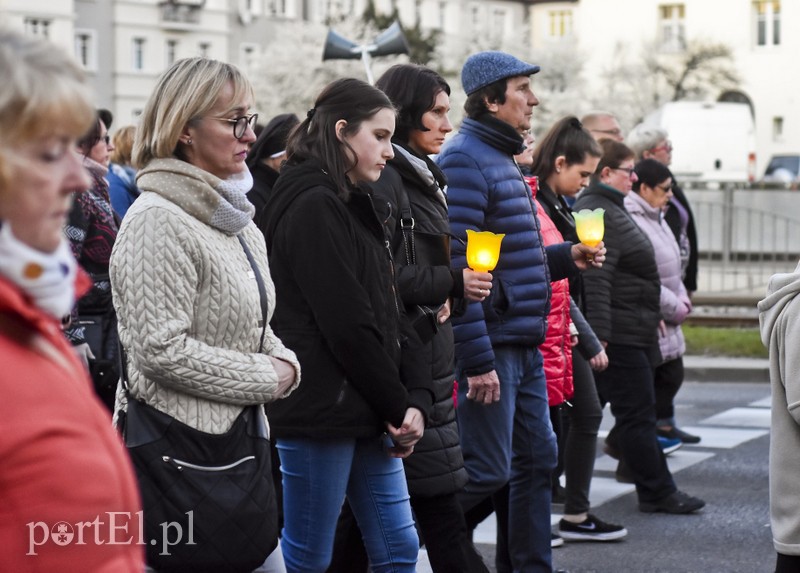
[
  {"xmin": 327, "ymin": 64, "xmax": 492, "ymax": 573},
  {"xmin": 260, "ymin": 78, "xmax": 432, "ymax": 572}
]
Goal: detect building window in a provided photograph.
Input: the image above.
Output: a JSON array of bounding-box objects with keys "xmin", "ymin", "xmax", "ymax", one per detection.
[
  {"xmin": 470, "ymin": 4, "xmax": 481, "ymax": 29},
  {"xmin": 24, "ymin": 18, "xmax": 51, "ymax": 38},
  {"xmin": 659, "ymin": 4, "xmax": 686, "ymax": 52},
  {"xmin": 492, "ymin": 9, "xmax": 506, "ymax": 38},
  {"xmin": 268, "ymin": 0, "xmax": 288, "ymax": 16},
  {"xmin": 165, "ymin": 39, "xmax": 178, "ymax": 66},
  {"xmin": 198, "ymin": 42, "xmax": 211, "ymax": 57},
  {"xmin": 773, "ymin": 116, "xmax": 784, "ymax": 141},
  {"xmin": 547, "ymin": 10, "xmax": 573, "ymax": 39},
  {"xmin": 247, "ymin": 0, "xmax": 263, "ymax": 15},
  {"xmin": 438, "ymin": 1, "xmax": 447, "ymax": 30},
  {"xmin": 240, "ymin": 43, "xmax": 259, "ymax": 73},
  {"xmin": 74, "ymin": 29, "xmax": 97, "ymax": 71},
  {"xmin": 754, "ymin": 1, "xmax": 780, "ymax": 46},
  {"xmin": 132, "ymin": 37, "xmax": 146, "ymax": 71}
]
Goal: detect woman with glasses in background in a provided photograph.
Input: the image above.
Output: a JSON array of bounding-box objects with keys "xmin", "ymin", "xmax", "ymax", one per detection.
[
  {"xmin": 110, "ymin": 57, "xmax": 300, "ymax": 571},
  {"xmin": 574, "ymin": 140, "xmax": 705, "ymax": 515},
  {"xmin": 625, "ymin": 159, "xmax": 694, "ymax": 466},
  {"xmin": 627, "ymin": 124, "xmax": 701, "ymax": 446}
]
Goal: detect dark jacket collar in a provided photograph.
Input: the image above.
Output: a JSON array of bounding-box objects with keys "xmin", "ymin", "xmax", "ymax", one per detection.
[
  {"xmin": 262, "ymin": 158, "xmax": 382, "ymax": 246},
  {"xmin": 460, "ymin": 115, "xmax": 526, "ymax": 155},
  {"xmin": 584, "ymin": 181, "xmax": 627, "ymax": 207}
]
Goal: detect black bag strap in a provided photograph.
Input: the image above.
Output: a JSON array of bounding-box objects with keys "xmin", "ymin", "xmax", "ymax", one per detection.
[
  {"xmin": 397, "ymin": 186, "xmax": 416, "ymax": 267},
  {"xmin": 238, "ymin": 234, "xmax": 268, "ymax": 354}
]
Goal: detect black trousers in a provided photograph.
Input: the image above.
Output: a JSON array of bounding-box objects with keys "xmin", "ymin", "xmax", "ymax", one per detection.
[
  {"xmin": 654, "ymin": 356, "xmax": 685, "ymax": 424},
  {"xmin": 776, "ymin": 552, "xmax": 800, "ymax": 573},
  {"xmin": 327, "ymin": 492, "xmax": 488, "ymax": 573},
  {"xmin": 595, "ymin": 344, "xmax": 676, "ymax": 503}
]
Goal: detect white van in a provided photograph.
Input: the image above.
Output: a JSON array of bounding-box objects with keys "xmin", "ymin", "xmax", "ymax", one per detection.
[{"xmin": 642, "ymin": 101, "xmax": 756, "ymax": 182}]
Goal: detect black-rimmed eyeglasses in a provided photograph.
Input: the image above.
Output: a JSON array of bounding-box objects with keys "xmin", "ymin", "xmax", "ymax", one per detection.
[
  {"xmin": 611, "ymin": 166, "xmax": 635, "ymax": 176},
  {"xmin": 208, "ymin": 113, "xmax": 258, "ymax": 140}
]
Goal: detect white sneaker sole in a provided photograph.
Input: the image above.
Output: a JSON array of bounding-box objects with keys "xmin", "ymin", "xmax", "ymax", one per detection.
[{"xmin": 559, "ymin": 527, "xmax": 629, "ymax": 542}]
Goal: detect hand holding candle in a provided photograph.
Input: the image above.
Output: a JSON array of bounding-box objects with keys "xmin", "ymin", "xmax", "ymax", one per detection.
[
  {"xmin": 466, "ymin": 230, "xmax": 505, "ymax": 273},
  {"xmin": 571, "ymin": 208, "xmax": 606, "ymax": 268},
  {"xmin": 572, "ymin": 208, "xmax": 605, "ymax": 247}
]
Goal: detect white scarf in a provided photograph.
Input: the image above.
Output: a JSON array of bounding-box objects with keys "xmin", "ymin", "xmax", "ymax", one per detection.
[{"xmin": 0, "ymin": 221, "xmax": 77, "ymax": 318}]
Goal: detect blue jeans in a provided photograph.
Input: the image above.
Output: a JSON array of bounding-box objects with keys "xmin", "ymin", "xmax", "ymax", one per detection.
[
  {"xmin": 277, "ymin": 436, "xmax": 418, "ymax": 573},
  {"xmin": 457, "ymin": 346, "xmax": 556, "ymax": 573}
]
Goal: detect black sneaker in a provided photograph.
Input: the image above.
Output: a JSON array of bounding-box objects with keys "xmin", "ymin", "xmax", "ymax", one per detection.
[
  {"xmin": 551, "ymin": 533, "xmax": 564, "ymax": 548},
  {"xmin": 558, "ymin": 514, "xmax": 628, "ymax": 542},
  {"xmin": 639, "ymin": 490, "xmax": 706, "ymax": 514},
  {"xmin": 658, "ymin": 426, "xmax": 701, "ymax": 444}
]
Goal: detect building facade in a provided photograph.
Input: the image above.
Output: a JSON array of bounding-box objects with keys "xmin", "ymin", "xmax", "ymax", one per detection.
[{"xmin": 0, "ymin": 0, "xmax": 793, "ymax": 173}]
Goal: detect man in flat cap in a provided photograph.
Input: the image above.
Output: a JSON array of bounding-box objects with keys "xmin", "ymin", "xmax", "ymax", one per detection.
[{"xmin": 437, "ymin": 51, "xmax": 605, "ymax": 572}]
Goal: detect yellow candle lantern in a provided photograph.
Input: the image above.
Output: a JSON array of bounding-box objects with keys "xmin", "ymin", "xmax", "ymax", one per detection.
[
  {"xmin": 466, "ymin": 230, "xmax": 505, "ymax": 273},
  {"xmin": 572, "ymin": 208, "xmax": 605, "ymax": 247}
]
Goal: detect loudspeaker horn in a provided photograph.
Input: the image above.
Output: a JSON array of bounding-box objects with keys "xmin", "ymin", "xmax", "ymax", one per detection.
[
  {"xmin": 322, "ymin": 29, "xmax": 360, "ymax": 61},
  {"xmin": 370, "ymin": 21, "xmax": 410, "ymax": 57}
]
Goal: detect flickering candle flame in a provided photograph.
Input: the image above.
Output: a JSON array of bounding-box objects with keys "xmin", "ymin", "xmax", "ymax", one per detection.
[
  {"xmin": 466, "ymin": 229, "xmax": 505, "ymax": 273},
  {"xmin": 572, "ymin": 208, "xmax": 605, "ymax": 248}
]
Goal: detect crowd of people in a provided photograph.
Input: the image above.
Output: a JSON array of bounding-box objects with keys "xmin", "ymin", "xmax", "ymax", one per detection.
[{"xmin": 1, "ymin": 25, "xmax": 729, "ymax": 573}]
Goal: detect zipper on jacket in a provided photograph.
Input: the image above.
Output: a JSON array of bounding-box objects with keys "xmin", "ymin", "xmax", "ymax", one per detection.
[
  {"xmin": 162, "ymin": 455, "xmax": 255, "ymax": 472},
  {"xmin": 384, "ymin": 239, "xmax": 402, "ymax": 351}
]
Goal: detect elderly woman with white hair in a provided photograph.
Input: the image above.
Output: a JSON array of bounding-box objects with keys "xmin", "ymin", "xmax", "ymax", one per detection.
[{"xmin": 626, "ymin": 123, "xmax": 700, "ymax": 445}]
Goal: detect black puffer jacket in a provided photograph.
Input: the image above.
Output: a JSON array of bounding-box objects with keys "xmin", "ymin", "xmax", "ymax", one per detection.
[
  {"xmin": 573, "ymin": 182, "xmax": 660, "ymax": 348},
  {"xmin": 369, "ymin": 142, "xmax": 468, "ymax": 497},
  {"xmin": 260, "ymin": 159, "xmax": 433, "ymax": 439}
]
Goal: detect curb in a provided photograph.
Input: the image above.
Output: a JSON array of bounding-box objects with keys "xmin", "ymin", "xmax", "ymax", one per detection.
[{"xmin": 683, "ymin": 355, "xmax": 769, "ymax": 383}]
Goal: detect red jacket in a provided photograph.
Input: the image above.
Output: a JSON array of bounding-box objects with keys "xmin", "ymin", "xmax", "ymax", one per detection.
[
  {"xmin": 527, "ymin": 177, "xmax": 574, "ymax": 406},
  {"xmin": 0, "ymin": 273, "xmax": 143, "ymax": 572}
]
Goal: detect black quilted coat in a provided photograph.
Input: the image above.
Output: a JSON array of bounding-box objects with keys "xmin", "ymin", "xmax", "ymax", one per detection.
[
  {"xmin": 573, "ymin": 182, "xmax": 661, "ymax": 348},
  {"xmin": 369, "ymin": 143, "xmax": 468, "ymax": 497}
]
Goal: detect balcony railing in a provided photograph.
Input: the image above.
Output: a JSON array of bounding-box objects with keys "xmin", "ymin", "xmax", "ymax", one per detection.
[{"xmin": 160, "ymin": 0, "xmax": 205, "ymax": 27}]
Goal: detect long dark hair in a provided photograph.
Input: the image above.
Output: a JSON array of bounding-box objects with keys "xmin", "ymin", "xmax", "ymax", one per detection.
[
  {"xmin": 285, "ymin": 78, "xmax": 394, "ymax": 199},
  {"xmin": 530, "ymin": 116, "xmax": 601, "ymax": 180},
  {"xmin": 375, "ymin": 64, "xmax": 449, "ymax": 144}
]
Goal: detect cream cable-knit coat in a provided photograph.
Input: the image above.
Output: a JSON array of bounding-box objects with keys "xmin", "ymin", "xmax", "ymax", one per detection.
[{"xmin": 110, "ymin": 159, "xmax": 300, "ymax": 434}]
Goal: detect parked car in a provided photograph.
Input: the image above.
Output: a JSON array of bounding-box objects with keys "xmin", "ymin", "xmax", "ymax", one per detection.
[{"xmin": 762, "ymin": 154, "xmax": 800, "ymax": 184}]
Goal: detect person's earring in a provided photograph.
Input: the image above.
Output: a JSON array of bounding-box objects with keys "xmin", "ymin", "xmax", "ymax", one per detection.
[
  {"xmin": 556, "ymin": 168, "xmax": 561, "ymax": 173},
  {"xmin": 186, "ymin": 138, "xmax": 193, "ymax": 145}
]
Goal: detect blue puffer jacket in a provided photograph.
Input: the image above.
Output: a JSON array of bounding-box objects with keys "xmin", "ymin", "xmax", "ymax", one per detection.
[{"xmin": 437, "ymin": 116, "xmax": 576, "ymax": 375}]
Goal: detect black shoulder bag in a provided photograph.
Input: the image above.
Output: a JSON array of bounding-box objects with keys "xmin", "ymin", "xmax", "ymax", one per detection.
[
  {"xmin": 118, "ymin": 234, "xmax": 278, "ymax": 573},
  {"xmin": 396, "ymin": 188, "xmax": 451, "ymax": 344}
]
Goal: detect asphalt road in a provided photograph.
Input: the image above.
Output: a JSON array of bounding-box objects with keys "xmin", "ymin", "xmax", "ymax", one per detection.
[{"xmin": 465, "ymin": 380, "xmax": 774, "ymax": 573}]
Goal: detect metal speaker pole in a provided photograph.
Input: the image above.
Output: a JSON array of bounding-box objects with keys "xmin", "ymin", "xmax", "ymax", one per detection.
[
  {"xmin": 322, "ymin": 29, "xmax": 361, "ymax": 60},
  {"xmin": 370, "ymin": 21, "xmax": 410, "ymax": 57}
]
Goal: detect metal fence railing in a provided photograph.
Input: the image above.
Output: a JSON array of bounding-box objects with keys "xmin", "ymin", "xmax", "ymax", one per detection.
[{"xmin": 684, "ymin": 183, "xmax": 800, "ymax": 295}]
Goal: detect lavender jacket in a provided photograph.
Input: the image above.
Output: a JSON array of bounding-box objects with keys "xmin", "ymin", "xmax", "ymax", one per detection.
[{"xmin": 625, "ymin": 192, "xmax": 691, "ymax": 363}]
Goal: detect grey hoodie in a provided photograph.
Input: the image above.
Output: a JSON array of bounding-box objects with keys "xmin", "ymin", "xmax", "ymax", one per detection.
[{"xmin": 758, "ymin": 261, "xmax": 800, "ymax": 556}]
